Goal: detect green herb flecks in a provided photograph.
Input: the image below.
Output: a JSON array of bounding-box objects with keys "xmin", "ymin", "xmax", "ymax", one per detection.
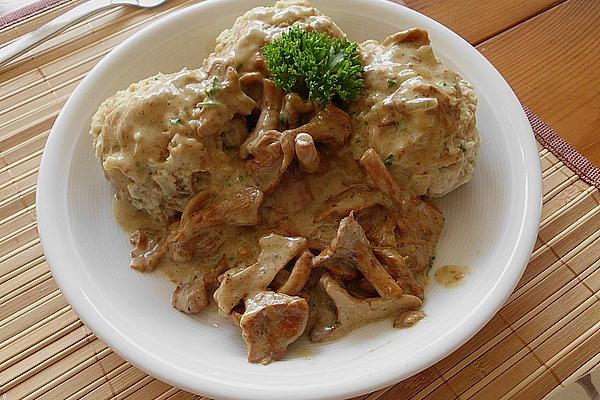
[
  {"xmin": 397, "ymin": 120, "xmax": 406, "ymax": 132},
  {"xmin": 459, "ymin": 143, "xmax": 467, "ymax": 152},
  {"xmin": 198, "ymin": 77, "xmax": 222, "ymax": 108},
  {"xmin": 384, "ymin": 154, "xmax": 394, "ymax": 167},
  {"xmin": 262, "ymin": 27, "xmax": 364, "ymax": 106},
  {"xmin": 168, "ymin": 117, "xmax": 181, "ymax": 125},
  {"xmin": 196, "ymin": 101, "xmax": 222, "ymax": 108},
  {"xmin": 205, "ymin": 77, "xmax": 221, "ymax": 98},
  {"xmin": 387, "ymin": 78, "xmax": 397, "ymax": 87}
]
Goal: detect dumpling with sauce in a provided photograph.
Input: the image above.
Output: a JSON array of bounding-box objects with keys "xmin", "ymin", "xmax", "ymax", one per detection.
[
  {"xmin": 90, "ymin": 0, "xmax": 344, "ymax": 221},
  {"xmin": 90, "ymin": 67, "xmax": 249, "ymax": 221},
  {"xmin": 351, "ymin": 28, "xmax": 479, "ymax": 197}
]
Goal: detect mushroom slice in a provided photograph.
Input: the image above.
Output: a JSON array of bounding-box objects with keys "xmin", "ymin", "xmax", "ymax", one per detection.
[
  {"xmin": 357, "ymin": 206, "xmax": 398, "ymax": 247},
  {"xmin": 245, "ymin": 130, "xmax": 295, "ymax": 192},
  {"xmin": 281, "ymin": 93, "xmax": 317, "ymax": 128},
  {"xmin": 171, "ymin": 279, "xmax": 209, "ymax": 314},
  {"xmin": 240, "ymin": 291, "xmax": 309, "ymax": 364},
  {"xmin": 313, "ymin": 213, "xmax": 402, "ymax": 298},
  {"xmin": 239, "ymin": 71, "xmax": 263, "ymax": 86},
  {"xmin": 315, "ymin": 190, "xmax": 385, "ymax": 223},
  {"xmin": 171, "ymin": 256, "xmax": 231, "ymax": 314},
  {"xmin": 382, "ymin": 27, "xmax": 430, "ymax": 47},
  {"xmin": 240, "ymin": 79, "xmax": 284, "ymax": 159},
  {"xmin": 294, "ymin": 133, "xmax": 321, "ymax": 173},
  {"xmin": 286, "ymin": 103, "xmax": 352, "ymax": 148},
  {"xmin": 214, "ymin": 234, "xmax": 307, "ymax": 314},
  {"xmin": 278, "ymin": 250, "xmax": 314, "ymax": 295},
  {"xmin": 129, "ymin": 224, "xmax": 177, "ymax": 272},
  {"xmin": 372, "ymin": 247, "xmax": 424, "ymax": 298},
  {"xmin": 360, "ymin": 148, "xmax": 444, "ymax": 272},
  {"xmin": 372, "ymin": 247, "xmax": 411, "ymax": 279},
  {"xmin": 310, "ymin": 274, "xmax": 421, "ymax": 342},
  {"xmin": 169, "ymin": 187, "xmax": 264, "ymax": 260},
  {"xmin": 359, "ymin": 147, "xmax": 410, "ymax": 207}
]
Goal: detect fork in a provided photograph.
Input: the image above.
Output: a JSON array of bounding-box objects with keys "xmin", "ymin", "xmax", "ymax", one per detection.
[{"xmin": 0, "ymin": 0, "xmax": 166, "ymax": 68}]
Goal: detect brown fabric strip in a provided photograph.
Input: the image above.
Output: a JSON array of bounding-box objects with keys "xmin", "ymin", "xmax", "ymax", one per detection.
[
  {"xmin": 524, "ymin": 105, "xmax": 600, "ymax": 190},
  {"xmin": 0, "ymin": 0, "xmax": 72, "ymax": 29}
]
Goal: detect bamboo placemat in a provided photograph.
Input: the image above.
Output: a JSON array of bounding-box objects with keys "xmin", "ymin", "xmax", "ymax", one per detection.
[{"xmin": 1, "ymin": 1, "xmax": 599, "ymax": 399}]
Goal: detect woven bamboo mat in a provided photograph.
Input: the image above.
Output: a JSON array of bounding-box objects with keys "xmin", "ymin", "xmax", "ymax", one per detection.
[{"xmin": 1, "ymin": 1, "xmax": 599, "ymax": 399}]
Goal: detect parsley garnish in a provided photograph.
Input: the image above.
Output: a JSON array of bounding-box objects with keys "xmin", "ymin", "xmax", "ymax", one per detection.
[
  {"xmin": 263, "ymin": 28, "xmax": 363, "ymax": 106},
  {"xmin": 387, "ymin": 78, "xmax": 397, "ymax": 87},
  {"xmin": 459, "ymin": 143, "xmax": 467, "ymax": 152},
  {"xmin": 384, "ymin": 154, "xmax": 394, "ymax": 166}
]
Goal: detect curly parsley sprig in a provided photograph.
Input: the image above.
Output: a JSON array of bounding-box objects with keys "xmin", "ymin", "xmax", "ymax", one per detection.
[{"xmin": 262, "ymin": 28, "xmax": 364, "ymax": 106}]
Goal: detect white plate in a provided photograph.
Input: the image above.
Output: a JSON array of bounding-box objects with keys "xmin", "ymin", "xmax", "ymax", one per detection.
[{"xmin": 37, "ymin": 0, "xmax": 542, "ymax": 399}]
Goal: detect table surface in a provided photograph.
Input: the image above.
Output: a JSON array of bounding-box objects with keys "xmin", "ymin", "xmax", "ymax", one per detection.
[{"xmin": 0, "ymin": 1, "xmax": 599, "ymax": 400}]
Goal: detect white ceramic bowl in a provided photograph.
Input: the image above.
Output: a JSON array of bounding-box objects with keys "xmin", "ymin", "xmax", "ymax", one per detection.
[{"xmin": 37, "ymin": 0, "xmax": 542, "ymax": 399}]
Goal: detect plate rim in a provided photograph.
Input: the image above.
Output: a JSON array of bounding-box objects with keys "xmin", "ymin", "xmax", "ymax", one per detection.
[{"xmin": 36, "ymin": 0, "xmax": 543, "ymax": 398}]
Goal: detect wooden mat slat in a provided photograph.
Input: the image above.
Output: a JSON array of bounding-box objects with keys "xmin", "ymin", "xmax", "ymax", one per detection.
[
  {"xmin": 0, "ymin": 268, "xmax": 52, "ymax": 319},
  {"xmin": 0, "ymin": 265, "xmax": 50, "ymax": 303},
  {"xmin": 0, "ymin": 310, "xmax": 80, "ymax": 373},
  {"xmin": 1, "ymin": 2, "xmax": 599, "ymax": 400},
  {"xmin": 0, "ymin": 239, "xmax": 42, "ymax": 279}
]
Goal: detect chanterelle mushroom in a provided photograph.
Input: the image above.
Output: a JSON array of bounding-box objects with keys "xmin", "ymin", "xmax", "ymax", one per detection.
[
  {"xmin": 129, "ymin": 229, "xmax": 170, "ymax": 272},
  {"xmin": 294, "ymin": 133, "xmax": 321, "ymax": 173},
  {"xmin": 360, "ymin": 148, "xmax": 410, "ymax": 207},
  {"xmin": 313, "ymin": 212, "xmax": 402, "ymax": 298},
  {"xmin": 169, "ymin": 187, "xmax": 264, "ymax": 260},
  {"xmin": 360, "ymin": 148, "xmax": 444, "ymax": 272},
  {"xmin": 278, "ymin": 249, "xmax": 314, "ymax": 295},
  {"xmin": 240, "ymin": 79, "xmax": 284, "ymax": 159},
  {"xmin": 311, "ymin": 273, "xmax": 421, "ymax": 342},
  {"xmin": 170, "ymin": 256, "xmax": 231, "ymax": 314},
  {"xmin": 213, "ymin": 233, "xmax": 307, "ymax": 314},
  {"xmin": 245, "ymin": 130, "xmax": 295, "ymax": 192},
  {"xmin": 287, "ymin": 103, "xmax": 352, "ymax": 148},
  {"xmin": 240, "ymin": 291, "xmax": 309, "ymax": 364},
  {"xmin": 171, "ymin": 279, "xmax": 209, "ymax": 314}
]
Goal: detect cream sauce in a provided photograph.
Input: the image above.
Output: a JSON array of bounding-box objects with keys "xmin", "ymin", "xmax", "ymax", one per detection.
[
  {"xmin": 394, "ymin": 309, "xmax": 426, "ymax": 328},
  {"xmin": 101, "ymin": 2, "xmax": 478, "ymax": 356},
  {"xmin": 285, "ymin": 337, "xmax": 313, "ymax": 359},
  {"xmin": 113, "ymin": 195, "xmax": 206, "ymax": 283},
  {"xmin": 113, "ymin": 194, "xmax": 159, "ymax": 234},
  {"xmin": 434, "ymin": 265, "xmax": 470, "ymax": 288}
]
